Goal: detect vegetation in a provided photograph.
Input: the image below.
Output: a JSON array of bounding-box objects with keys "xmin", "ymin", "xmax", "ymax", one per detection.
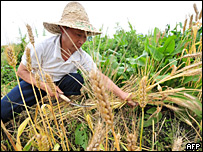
[{"xmin": 1, "ymin": 4, "xmax": 202, "ymax": 151}]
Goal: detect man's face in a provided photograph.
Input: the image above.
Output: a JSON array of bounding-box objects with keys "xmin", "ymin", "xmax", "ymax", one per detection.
[{"xmin": 61, "ymin": 27, "xmax": 87, "ymax": 52}]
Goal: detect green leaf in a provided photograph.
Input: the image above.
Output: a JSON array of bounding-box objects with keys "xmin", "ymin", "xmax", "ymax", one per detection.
[
  {"xmin": 142, "ymin": 112, "xmax": 162, "ymax": 127},
  {"xmin": 147, "ymin": 44, "xmax": 164, "ymax": 61},
  {"xmin": 182, "ymin": 75, "xmax": 200, "ymax": 85},
  {"xmin": 152, "ymin": 27, "xmax": 160, "ymax": 46},
  {"xmin": 171, "ymin": 39, "xmax": 191, "ymax": 55},
  {"xmin": 146, "ymin": 107, "xmax": 156, "ymax": 114},
  {"xmin": 22, "ymin": 141, "xmax": 32, "ymax": 151},
  {"xmin": 168, "ymin": 58, "xmax": 177, "ymax": 66},
  {"xmin": 161, "ymin": 35, "xmax": 176, "ymax": 55},
  {"xmin": 75, "ymin": 124, "xmax": 88, "ymax": 149},
  {"xmin": 53, "ymin": 143, "xmax": 60, "ymax": 151}
]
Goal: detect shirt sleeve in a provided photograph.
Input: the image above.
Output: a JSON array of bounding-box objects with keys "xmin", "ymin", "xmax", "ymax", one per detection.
[
  {"xmin": 79, "ymin": 49, "xmax": 97, "ymax": 72},
  {"xmin": 21, "ymin": 42, "xmax": 43, "ymax": 71}
]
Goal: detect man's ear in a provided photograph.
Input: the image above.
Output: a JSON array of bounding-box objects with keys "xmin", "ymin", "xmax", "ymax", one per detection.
[{"xmin": 59, "ymin": 26, "xmax": 66, "ymax": 34}]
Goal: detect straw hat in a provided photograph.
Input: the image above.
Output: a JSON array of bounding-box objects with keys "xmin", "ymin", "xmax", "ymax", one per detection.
[{"xmin": 43, "ymin": 2, "xmax": 102, "ymax": 36}]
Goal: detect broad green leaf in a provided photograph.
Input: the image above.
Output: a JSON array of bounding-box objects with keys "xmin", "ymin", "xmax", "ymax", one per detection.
[
  {"xmin": 171, "ymin": 39, "xmax": 191, "ymax": 55},
  {"xmin": 117, "ymin": 67, "xmax": 125, "ymax": 75},
  {"xmin": 168, "ymin": 58, "xmax": 177, "ymax": 66},
  {"xmin": 152, "ymin": 27, "xmax": 160, "ymax": 47},
  {"xmin": 141, "ymin": 112, "xmax": 162, "ymax": 128},
  {"xmin": 75, "ymin": 124, "xmax": 88, "ymax": 149},
  {"xmin": 161, "ymin": 35, "xmax": 176, "ymax": 55},
  {"xmin": 182, "ymin": 75, "xmax": 200, "ymax": 85},
  {"xmin": 146, "ymin": 107, "xmax": 156, "ymax": 114},
  {"xmin": 22, "ymin": 137, "xmax": 35, "ymax": 151},
  {"xmin": 147, "ymin": 44, "xmax": 164, "ymax": 61}
]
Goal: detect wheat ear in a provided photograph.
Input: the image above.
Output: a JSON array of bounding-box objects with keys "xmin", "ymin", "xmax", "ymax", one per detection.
[
  {"xmin": 5, "ymin": 46, "xmax": 17, "ymax": 68},
  {"xmin": 127, "ymin": 133, "xmax": 137, "ymax": 151},
  {"xmin": 26, "ymin": 24, "xmax": 35, "ymax": 46},
  {"xmin": 90, "ymin": 70, "xmax": 114, "ymax": 126},
  {"xmin": 138, "ymin": 76, "xmax": 148, "ymax": 108},
  {"xmin": 189, "ymin": 15, "xmax": 193, "ymax": 29},
  {"xmin": 172, "ymin": 136, "xmax": 183, "ymax": 151},
  {"xmin": 183, "ymin": 18, "xmax": 187, "ymax": 34},
  {"xmin": 198, "ymin": 9, "xmax": 202, "ymax": 20},
  {"xmin": 89, "ymin": 69, "xmax": 120, "ymax": 151},
  {"xmin": 86, "ymin": 121, "xmax": 105, "ymax": 151},
  {"xmin": 35, "ymin": 134, "xmax": 50, "ymax": 151},
  {"xmin": 193, "ymin": 3, "xmax": 199, "ymax": 21}
]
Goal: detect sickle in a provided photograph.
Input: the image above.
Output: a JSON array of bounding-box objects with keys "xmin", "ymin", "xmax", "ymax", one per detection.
[{"xmin": 59, "ymin": 94, "xmax": 92, "ymax": 107}]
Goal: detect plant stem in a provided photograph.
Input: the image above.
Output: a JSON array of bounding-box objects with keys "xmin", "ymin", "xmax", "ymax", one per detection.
[
  {"xmin": 140, "ymin": 107, "xmax": 144, "ymax": 150},
  {"xmin": 14, "ymin": 68, "xmax": 38, "ymax": 134},
  {"xmin": 112, "ymin": 126, "xmax": 120, "ymax": 151}
]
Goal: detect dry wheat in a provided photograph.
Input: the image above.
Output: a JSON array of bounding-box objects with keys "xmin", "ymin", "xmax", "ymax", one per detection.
[
  {"xmin": 199, "ymin": 9, "xmax": 202, "ymax": 20},
  {"xmin": 5, "ymin": 45, "xmax": 17, "ymax": 68},
  {"xmin": 25, "ymin": 47, "xmax": 32, "ymax": 72},
  {"xmin": 138, "ymin": 76, "xmax": 148, "ymax": 108},
  {"xmin": 90, "ymin": 70, "xmax": 114, "ymax": 126},
  {"xmin": 172, "ymin": 136, "xmax": 183, "ymax": 151},
  {"xmin": 127, "ymin": 133, "xmax": 137, "ymax": 151},
  {"xmin": 26, "ymin": 24, "xmax": 35, "ymax": 46},
  {"xmin": 45, "ymin": 73, "xmax": 56, "ymax": 95},
  {"xmin": 35, "ymin": 134, "xmax": 50, "ymax": 151},
  {"xmin": 183, "ymin": 18, "xmax": 187, "ymax": 33},
  {"xmin": 86, "ymin": 121, "xmax": 105, "ymax": 151},
  {"xmin": 189, "ymin": 15, "xmax": 193, "ymax": 29}
]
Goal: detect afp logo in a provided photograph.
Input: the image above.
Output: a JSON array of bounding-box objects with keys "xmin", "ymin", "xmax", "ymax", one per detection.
[{"xmin": 186, "ymin": 143, "xmax": 201, "ymax": 151}]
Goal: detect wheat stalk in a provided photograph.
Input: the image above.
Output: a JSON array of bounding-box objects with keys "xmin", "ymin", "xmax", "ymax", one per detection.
[
  {"xmin": 181, "ymin": 52, "xmax": 202, "ymax": 59},
  {"xmin": 25, "ymin": 24, "xmax": 70, "ymax": 148},
  {"xmin": 44, "ymin": 74, "xmax": 61, "ymax": 129},
  {"xmin": 45, "ymin": 73, "xmax": 70, "ymax": 149},
  {"xmin": 5, "ymin": 45, "xmax": 38, "ymax": 134},
  {"xmin": 35, "ymin": 72, "xmax": 55, "ymax": 148},
  {"xmin": 25, "ymin": 47, "xmax": 55, "ymax": 148}
]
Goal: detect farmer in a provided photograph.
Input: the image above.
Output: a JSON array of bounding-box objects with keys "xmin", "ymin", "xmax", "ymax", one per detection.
[{"xmin": 1, "ymin": 2, "xmax": 136, "ymax": 123}]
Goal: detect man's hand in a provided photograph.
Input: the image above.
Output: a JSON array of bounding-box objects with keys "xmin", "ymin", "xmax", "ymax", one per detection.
[
  {"xmin": 122, "ymin": 92, "xmax": 138, "ymax": 107},
  {"xmin": 41, "ymin": 82, "xmax": 63, "ymax": 99}
]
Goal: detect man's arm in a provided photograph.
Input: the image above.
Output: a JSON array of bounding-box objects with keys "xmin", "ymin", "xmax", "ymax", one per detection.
[
  {"xmin": 99, "ymin": 71, "xmax": 136, "ymax": 106},
  {"xmin": 17, "ymin": 62, "xmax": 63, "ymax": 97}
]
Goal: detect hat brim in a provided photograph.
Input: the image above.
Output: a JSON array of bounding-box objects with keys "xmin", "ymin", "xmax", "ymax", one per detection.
[{"xmin": 43, "ymin": 21, "xmax": 102, "ymax": 36}]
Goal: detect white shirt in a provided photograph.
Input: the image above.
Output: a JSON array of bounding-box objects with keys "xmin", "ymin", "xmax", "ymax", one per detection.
[{"xmin": 21, "ymin": 35, "xmax": 97, "ymax": 81}]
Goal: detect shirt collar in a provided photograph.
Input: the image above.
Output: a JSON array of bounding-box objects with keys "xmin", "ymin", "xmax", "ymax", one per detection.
[
  {"xmin": 53, "ymin": 35, "xmax": 81, "ymax": 62},
  {"xmin": 54, "ymin": 35, "xmax": 62, "ymax": 59}
]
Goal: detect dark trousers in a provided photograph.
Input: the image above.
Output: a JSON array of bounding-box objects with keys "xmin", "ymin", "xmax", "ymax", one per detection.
[{"xmin": 1, "ymin": 73, "xmax": 84, "ymax": 123}]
